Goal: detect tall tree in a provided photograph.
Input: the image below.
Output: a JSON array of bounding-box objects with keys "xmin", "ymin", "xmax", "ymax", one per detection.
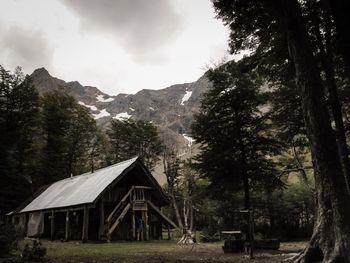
[
  {"xmin": 163, "ymin": 148, "xmax": 183, "ymax": 230},
  {"xmin": 192, "ymin": 60, "xmax": 282, "ymax": 255},
  {"xmin": 108, "ymin": 119, "xmax": 162, "ymax": 170},
  {"xmin": 0, "ymin": 66, "xmax": 40, "ymax": 213},
  {"xmin": 40, "ymin": 90, "xmax": 97, "ymax": 184},
  {"xmin": 212, "ymin": 0, "xmax": 350, "ymax": 260}
]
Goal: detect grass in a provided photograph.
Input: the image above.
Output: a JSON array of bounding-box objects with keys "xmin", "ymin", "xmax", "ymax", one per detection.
[
  {"xmin": 3, "ymin": 239, "xmax": 306, "ymax": 263},
  {"xmin": 44, "ymin": 240, "xmax": 180, "ymax": 259}
]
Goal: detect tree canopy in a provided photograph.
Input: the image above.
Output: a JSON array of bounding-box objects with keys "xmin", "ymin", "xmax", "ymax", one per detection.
[
  {"xmin": 192, "ymin": 59, "xmax": 282, "ymax": 207},
  {"xmin": 108, "ymin": 119, "xmax": 162, "ymax": 171}
]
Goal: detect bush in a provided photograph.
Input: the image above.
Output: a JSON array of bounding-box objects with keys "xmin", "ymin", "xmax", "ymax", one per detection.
[
  {"xmin": 21, "ymin": 240, "xmax": 46, "ymax": 261},
  {"xmin": 0, "ymin": 225, "xmax": 17, "ymax": 257}
]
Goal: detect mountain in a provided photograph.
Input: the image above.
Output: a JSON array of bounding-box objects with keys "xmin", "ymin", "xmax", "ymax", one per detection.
[{"xmin": 30, "ymin": 68, "xmax": 212, "ymax": 183}]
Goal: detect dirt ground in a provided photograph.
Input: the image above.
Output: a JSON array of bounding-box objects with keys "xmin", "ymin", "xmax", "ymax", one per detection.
[{"xmin": 0, "ymin": 240, "xmax": 306, "ymax": 263}]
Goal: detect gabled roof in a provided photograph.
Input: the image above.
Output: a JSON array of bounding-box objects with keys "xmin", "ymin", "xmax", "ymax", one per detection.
[{"xmin": 20, "ymin": 157, "xmax": 165, "ymax": 213}]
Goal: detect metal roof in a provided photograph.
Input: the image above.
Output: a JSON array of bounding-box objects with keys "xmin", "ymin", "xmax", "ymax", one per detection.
[{"xmin": 20, "ymin": 157, "xmax": 139, "ymax": 213}]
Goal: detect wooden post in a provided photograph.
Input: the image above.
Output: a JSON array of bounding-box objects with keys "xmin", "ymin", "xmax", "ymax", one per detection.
[
  {"xmin": 248, "ymin": 210, "xmax": 254, "ymax": 259},
  {"xmin": 132, "ymin": 210, "xmax": 136, "ymax": 240},
  {"xmin": 23, "ymin": 214, "xmax": 29, "ymax": 237},
  {"xmin": 82, "ymin": 206, "xmax": 89, "ymax": 243},
  {"xmin": 159, "ymin": 222, "xmax": 163, "ymax": 240},
  {"xmin": 167, "ymin": 224, "xmax": 171, "ymax": 240},
  {"xmin": 50, "ymin": 211, "xmax": 55, "ymax": 241},
  {"xmin": 98, "ymin": 198, "xmax": 105, "ymax": 240},
  {"xmin": 145, "ymin": 207, "xmax": 149, "ymax": 241},
  {"xmin": 140, "ymin": 211, "xmax": 144, "ymax": 241},
  {"xmin": 65, "ymin": 210, "xmax": 70, "ymax": 241}
]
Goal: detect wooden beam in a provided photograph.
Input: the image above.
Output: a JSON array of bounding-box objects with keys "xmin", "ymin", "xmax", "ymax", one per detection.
[
  {"xmin": 98, "ymin": 198, "xmax": 105, "ymax": 240},
  {"xmin": 146, "ymin": 200, "xmax": 179, "ymax": 230},
  {"xmin": 82, "ymin": 205, "xmax": 89, "ymax": 243},
  {"xmin": 133, "ymin": 186, "xmax": 154, "ymax": 190},
  {"xmin": 50, "ymin": 211, "xmax": 55, "ymax": 241},
  {"xmin": 167, "ymin": 224, "xmax": 171, "ymax": 240},
  {"xmin": 145, "ymin": 206, "xmax": 149, "ymax": 241},
  {"xmin": 140, "ymin": 211, "xmax": 144, "ymax": 241},
  {"xmin": 22, "ymin": 215, "xmax": 27, "ymax": 237},
  {"xmin": 108, "ymin": 203, "xmax": 130, "ymax": 235},
  {"xmin": 65, "ymin": 210, "xmax": 70, "ymax": 241},
  {"xmin": 132, "ymin": 210, "xmax": 136, "ymax": 240}
]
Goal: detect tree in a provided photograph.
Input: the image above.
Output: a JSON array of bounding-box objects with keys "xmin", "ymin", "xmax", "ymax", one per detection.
[
  {"xmin": 0, "ymin": 66, "xmax": 40, "ymax": 213},
  {"xmin": 192, "ymin": 59, "xmax": 282, "ymax": 256},
  {"xmin": 212, "ymin": 0, "xmax": 350, "ymax": 260},
  {"xmin": 108, "ymin": 119, "xmax": 162, "ymax": 170},
  {"xmin": 88, "ymin": 129, "xmax": 112, "ymax": 173},
  {"xmin": 162, "ymin": 149, "xmax": 199, "ymax": 244},
  {"xmin": 40, "ymin": 90, "xmax": 97, "ymax": 184},
  {"xmin": 162, "ymin": 148, "xmax": 183, "ymax": 230},
  {"xmin": 273, "ymin": 1, "xmax": 350, "ymax": 261},
  {"xmin": 65, "ymin": 104, "xmax": 97, "ymax": 176}
]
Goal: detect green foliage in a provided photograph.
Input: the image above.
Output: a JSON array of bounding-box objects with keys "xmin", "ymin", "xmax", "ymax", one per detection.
[
  {"xmin": 21, "ymin": 240, "xmax": 46, "ymax": 261},
  {"xmin": 0, "ymin": 65, "xmax": 102, "ymax": 214},
  {"xmin": 192, "ymin": 59, "xmax": 282, "ymax": 197},
  {"xmin": 108, "ymin": 119, "xmax": 162, "ymax": 170},
  {"xmin": 0, "ymin": 225, "xmax": 17, "ymax": 257},
  {"xmin": 257, "ymin": 180, "xmax": 315, "ymax": 239},
  {"xmin": 40, "ymin": 90, "xmax": 97, "ymax": 184},
  {"xmin": 0, "ymin": 66, "xmax": 39, "ymax": 213}
]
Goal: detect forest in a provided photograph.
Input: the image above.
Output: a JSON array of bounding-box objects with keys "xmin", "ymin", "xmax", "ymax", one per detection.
[{"xmin": 1, "ymin": 0, "xmax": 350, "ymax": 262}]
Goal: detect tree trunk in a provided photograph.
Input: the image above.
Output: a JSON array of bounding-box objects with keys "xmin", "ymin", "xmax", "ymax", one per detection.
[
  {"xmin": 183, "ymin": 198, "xmax": 188, "ymax": 230},
  {"xmin": 189, "ymin": 199, "xmax": 194, "ymax": 231},
  {"xmin": 163, "ymin": 154, "xmax": 183, "ymax": 230},
  {"xmin": 311, "ymin": 8, "xmax": 350, "ymax": 193},
  {"xmin": 170, "ymin": 190, "xmax": 183, "ymax": 230},
  {"xmin": 238, "ymin": 130, "xmax": 254, "ymax": 259},
  {"xmin": 273, "ymin": 0, "xmax": 350, "ymax": 261}
]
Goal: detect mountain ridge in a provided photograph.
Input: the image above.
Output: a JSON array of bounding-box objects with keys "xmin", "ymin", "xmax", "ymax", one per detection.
[{"xmin": 30, "ymin": 68, "xmax": 211, "ymax": 183}]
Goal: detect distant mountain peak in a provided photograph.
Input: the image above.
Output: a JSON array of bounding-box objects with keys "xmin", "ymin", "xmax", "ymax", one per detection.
[{"xmin": 32, "ymin": 67, "xmax": 50, "ymax": 76}]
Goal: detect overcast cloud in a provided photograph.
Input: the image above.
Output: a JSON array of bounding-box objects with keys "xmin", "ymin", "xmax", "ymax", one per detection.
[
  {"xmin": 0, "ymin": 0, "xmax": 231, "ymax": 95},
  {"xmin": 0, "ymin": 25, "xmax": 54, "ymax": 73},
  {"xmin": 62, "ymin": 0, "xmax": 182, "ymax": 63}
]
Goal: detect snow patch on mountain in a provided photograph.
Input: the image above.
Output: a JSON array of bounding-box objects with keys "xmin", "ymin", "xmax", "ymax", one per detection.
[
  {"xmin": 113, "ymin": 112, "xmax": 132, "ymax": 120},
  {"xmin": 129, "ymin": 107, "xmax": 135, "ymax": 111},
  {"xmin": 96, "ymin": 95, "xmax": 114, "ymax": 102},
  {"xmin": 93, "ymin": 109, "xmax": 110, "ymax": 119},
  {"xmin": 78, "ymin": 101, "xmax": 98, "ymax": 111},
  {"xmin": 180, "ymin": 91, "xmax": 192, "ymax": 105}
]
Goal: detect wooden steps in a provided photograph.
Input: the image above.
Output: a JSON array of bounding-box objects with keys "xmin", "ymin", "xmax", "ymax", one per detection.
[{"xmin": 108, "ymin": 203, "xmax": 131, "ymax": 236}]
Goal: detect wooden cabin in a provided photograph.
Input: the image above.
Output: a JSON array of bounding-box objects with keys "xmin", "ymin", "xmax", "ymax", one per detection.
[{"xmin": 10, "ymin": 157, "xmax": 178, "ymax": 242}]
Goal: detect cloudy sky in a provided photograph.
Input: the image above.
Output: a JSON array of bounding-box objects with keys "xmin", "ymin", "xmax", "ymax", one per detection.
[{"xmin": 0, "ymin": 0, "xmax": 232, "ymax": 95}]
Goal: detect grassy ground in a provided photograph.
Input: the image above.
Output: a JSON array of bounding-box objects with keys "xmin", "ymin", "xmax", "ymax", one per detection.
[{"xmin": 1, "ymin": 239, "xmax": 306, "ymax": 263}]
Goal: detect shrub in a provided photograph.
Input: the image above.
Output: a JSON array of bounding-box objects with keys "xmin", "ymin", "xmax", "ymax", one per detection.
[
  {"xmin": 0, "ymin": 225, "xmax": 17, "ymax": 257},
  {"xmin": 21, "ymin": 240, "xmax": 46, "ymax": 261}
]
